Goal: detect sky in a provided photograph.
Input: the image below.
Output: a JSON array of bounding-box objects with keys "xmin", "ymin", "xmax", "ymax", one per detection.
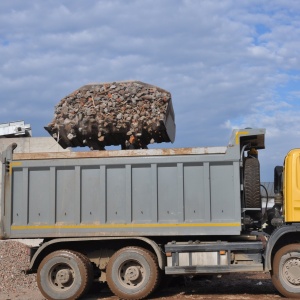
[{"xmin": 0, "ymin": 0, "xmax": 300, "ymax": 181}]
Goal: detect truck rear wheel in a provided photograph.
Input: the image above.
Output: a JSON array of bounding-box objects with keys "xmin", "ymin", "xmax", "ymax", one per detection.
[
  {"xmin": 271, "ymin": 244, "xmax": 300, "ymax": 298},
  {"xmin": 76, "ymin": 251, "xmax": 94, "ymax": 290},
  {"xmin": 106, "ymin": 246, "xmax": 160, "ymax": 299},
  {"xmin": 244, "ymin": 157, "xmax": 261, "ymax": 209},
  {"xmin": 37, "ymin": 250, "xmax": 91, "ymax": 300}
]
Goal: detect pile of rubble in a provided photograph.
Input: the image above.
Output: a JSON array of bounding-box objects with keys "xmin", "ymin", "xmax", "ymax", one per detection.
[
  {"xmin": 0, "ymin": 241, "xmax": 38, "ymax": 294},
  {"xmin": 45, "ymin": 81, "xmax": 175, "ymax": 150}
]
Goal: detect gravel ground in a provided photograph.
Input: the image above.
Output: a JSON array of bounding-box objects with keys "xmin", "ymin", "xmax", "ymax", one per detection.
[
  {"xmin": 0, "ymin": 240, "xmax": 286, "ymax": 300},
  {"xmin": 0, "ymin": 241, "xmax": 38, "ymax": 294}
]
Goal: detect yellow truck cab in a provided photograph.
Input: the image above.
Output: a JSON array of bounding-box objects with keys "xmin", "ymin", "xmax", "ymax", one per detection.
[{"xmin": 284, "ymin": 149, "xmax": 300, "ymax": 222}]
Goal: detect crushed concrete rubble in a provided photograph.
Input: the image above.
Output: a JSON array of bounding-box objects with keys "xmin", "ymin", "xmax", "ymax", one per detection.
[
  {"xmin": 45, "ymin": 81, "xmax": 175, "ymax": 150},
  {"xmin": 0, "ymin": 241, "xmax": 38, "ymax": 294}
]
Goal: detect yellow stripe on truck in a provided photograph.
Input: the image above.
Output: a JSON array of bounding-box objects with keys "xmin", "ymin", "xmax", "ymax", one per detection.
[
  {"xmin": 9, "ymin": 161, "xmax": 22, "ymax": 174},
  {"xmin": 11, "ymin": 222, "xmax": 240, "ymax": 231},
  {"xmin": 235, "ymin": 131, "xmax": 249, "ymax": 145}
]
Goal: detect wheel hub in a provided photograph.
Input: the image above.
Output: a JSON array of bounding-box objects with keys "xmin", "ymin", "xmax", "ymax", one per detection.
[
  {"xmin": 125, "ymin": 266, "xmax": 140, "ymax": 281},
  {"xmin": 284, "ymin": 258, "xmax": 300, "ymax": 285},
  {"xmin": 56, "ymin": 269, "xmax": 72, "ymax": 284}
]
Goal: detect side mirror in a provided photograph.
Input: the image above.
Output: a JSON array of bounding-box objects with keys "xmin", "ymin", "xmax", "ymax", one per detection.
[{"xmin": 274, "ymin": 166, "xmax": 283, "ymax": 194}]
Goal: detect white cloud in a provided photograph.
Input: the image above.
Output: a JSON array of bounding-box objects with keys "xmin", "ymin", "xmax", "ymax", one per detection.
[{"xmin": 0, "ymin": 0, "xmax": 300, "ymax": 180}]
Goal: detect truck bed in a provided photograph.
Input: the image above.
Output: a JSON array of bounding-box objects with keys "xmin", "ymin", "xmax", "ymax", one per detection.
[{"xmin": 1, "ymin": 129, "xmax": 266, "ymax": 240}]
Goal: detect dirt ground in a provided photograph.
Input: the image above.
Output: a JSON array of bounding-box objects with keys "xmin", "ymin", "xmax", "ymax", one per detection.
[{"xmin": 0, "ymin": 272, "xmax": 288, "ymax": 300}]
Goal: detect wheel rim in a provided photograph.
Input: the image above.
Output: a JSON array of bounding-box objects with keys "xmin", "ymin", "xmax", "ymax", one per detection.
[
  {"xmin": 118, "ymin": 259, "xmax": 145, "ymax": 289},
  {"xmin": 281, "ymin": 256, "xmax": 300, "ymax": 287},
  {"xmin": 48, "ymin": 263, "xmax": 75, "ymax": 291}
]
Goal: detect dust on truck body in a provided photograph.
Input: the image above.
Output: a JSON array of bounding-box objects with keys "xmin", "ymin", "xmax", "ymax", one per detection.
[{"xmin": 0, "ymin": 128, "xmax": 299, "ymax": 300}]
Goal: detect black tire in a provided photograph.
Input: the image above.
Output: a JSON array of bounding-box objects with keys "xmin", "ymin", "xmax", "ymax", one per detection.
[
  {"xmin": 244, "ymin": 157, "xmax": 261, "ymax": 208},
  {"xmin": 37, "ymin": 250, "xmax": 90, "ymax": 300},
  {"xmin": 76, "ymin": 251, "xmax": 94, "ymax": 292},
  {"xmin": 271, "ymin": 244, "xmax": 300, "ymax": 298},
  {"xmin": 106, "ymin": 246, "xmax": 160, "ymax": 300}
]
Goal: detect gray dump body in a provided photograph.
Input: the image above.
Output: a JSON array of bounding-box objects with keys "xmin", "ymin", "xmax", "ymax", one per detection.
[{"xmin": 0, "ymin": 129, "xmax": 265, "ymax": 239}]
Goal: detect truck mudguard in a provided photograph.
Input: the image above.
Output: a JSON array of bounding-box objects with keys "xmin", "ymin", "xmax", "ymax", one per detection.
[
  {"xmin": 28, "ymin": 236, "xmax": 165, "ymax": 271},
  {"xmin": 264, "ymin": 224, "xmax": 300, "ymax": 271}
]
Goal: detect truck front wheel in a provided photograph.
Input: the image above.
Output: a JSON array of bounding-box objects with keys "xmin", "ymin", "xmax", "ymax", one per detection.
[
  {"xmin": 37, "ymin": 250, "xmax": 91, "ymax": 300},
  {"xmin": 272, "ymin": 244, "xmax": 300, "ymax": 298},
  {"xmin": 106, "ymin": 246, "xmax": 160, "ymax": 299}
]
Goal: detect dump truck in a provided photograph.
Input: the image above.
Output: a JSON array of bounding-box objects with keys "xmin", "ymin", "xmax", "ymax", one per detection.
[{"xmin": 1, "ymin": 127, "xmax": 300, "ymax": 299}]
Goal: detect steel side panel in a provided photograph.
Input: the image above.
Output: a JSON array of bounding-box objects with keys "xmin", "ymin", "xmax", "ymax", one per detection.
[
  {"xmin": 12, "ymin": 170, "xmax": 26, "ymax": 225},
  {"xmin": 210, "ymin": 163, "xmax": 237, "ymax": 222},
  {"xmin": 132, "ymin": 165, "xmax": 153, "ymax": 222},
  {"xmin": 28, "ymin": 167, "xmax": 52, "ymax": 224},
  {"xmin": 81, "ymin": 167, "xmax": 102, "ymax": 223},
  {"xmin": 184, "ymin": 164, "xmax": 205, "ymax": 221},
  {"xmin": 107, "ymin": 166, "xmax": 127, "ymax": 223},
  {"xmin": 56, "ymin": 168, "xmax": 76, "ymax": 223},
  {"xmin": 158, "ymin": 164, "xmax": 178, "ymax": 222},
  {"xmin": 8, "ymin": 153, "xmax": 242, "ymax": 238}
]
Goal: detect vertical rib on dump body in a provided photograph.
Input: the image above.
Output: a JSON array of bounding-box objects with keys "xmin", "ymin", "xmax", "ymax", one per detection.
[{"xmin": 1, "ymin": 129, "xmax": 265, "ymax": 239}]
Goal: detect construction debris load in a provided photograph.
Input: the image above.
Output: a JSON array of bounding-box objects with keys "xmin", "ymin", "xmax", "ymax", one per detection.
[{"xmin": 45, "ymin": 81, "xmax": 176, "ymax": 150}]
